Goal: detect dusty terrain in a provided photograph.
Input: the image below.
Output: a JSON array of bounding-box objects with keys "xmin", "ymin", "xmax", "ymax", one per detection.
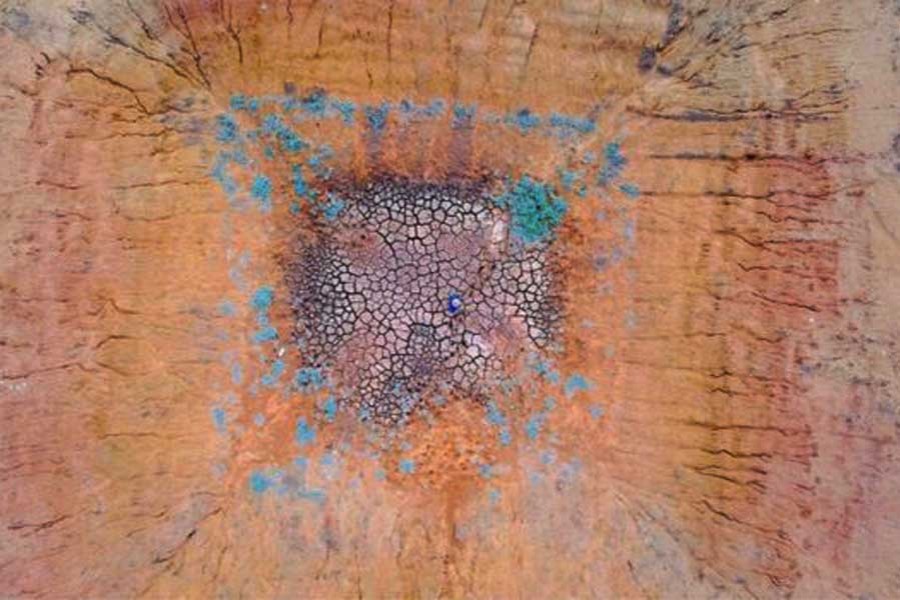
[{"xmin": 1, "ymin": 0, "xmax": 899, "ymax": 598}]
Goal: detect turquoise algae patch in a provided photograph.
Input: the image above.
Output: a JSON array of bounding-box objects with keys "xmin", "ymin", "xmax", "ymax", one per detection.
[
  {"xmin": 494, "ymin": 176, "xmax": 568, "ymax": 244},
  {"xmin": 506, "ymin": 108, "xmax": 541, "ymax": 133},
  {"xmin": 250, "ymin": 285, "xmax": 278, "ymax": 343}
]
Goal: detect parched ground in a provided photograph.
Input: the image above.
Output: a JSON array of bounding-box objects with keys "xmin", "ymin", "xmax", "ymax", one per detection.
[{"xmin": 1, "ymin": 1, "xmax": 899, "ymax": 598}]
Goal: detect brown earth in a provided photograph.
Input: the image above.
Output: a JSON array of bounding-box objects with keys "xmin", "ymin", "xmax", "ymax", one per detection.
[{"xmin": 1, "ymin": 1, "xmax": 899, "ymax": 598}]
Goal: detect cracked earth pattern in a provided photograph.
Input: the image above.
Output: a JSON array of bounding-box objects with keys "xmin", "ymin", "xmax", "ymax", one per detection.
[{"xmin": 288, "ymin": 178, "xmax": 560, "ymax": 425}]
